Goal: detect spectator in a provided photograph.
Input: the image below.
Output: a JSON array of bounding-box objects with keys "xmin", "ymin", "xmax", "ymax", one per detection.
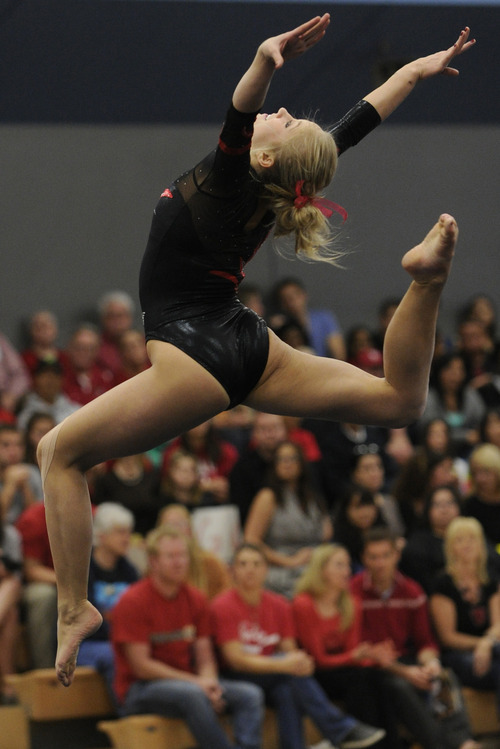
[
  {"xmin": 92, "ymin": 454, "xmax": 163, "ymax": 536},
  {"xmin": 480, "ymin": 407, "xmax": 500, "ymax": 450},
  {"xmin": 110, "ymin": 526, "xmax": 264, "ymax": 749},
  {"xmin": 77, "ymin": 503, "xmax": 139, "ymax": 701},
  {"xmin": 371, "ymin": 298, "xmax": 400, "ymax": 353},
  {"xmin": 461, "ymin": 294, "xmax": 498, "ymax": 343},
  {"xmin": 349, "ymin": 450, "xmax": 405, "ymax": 536},
  {"xmin": 237, "ymin": 283, "xmax": 266, "ymax": 319},
  {"xmin": 213, "ymin": 405, "xmax": 255, "ymax": 455},
  {"xmin": 229, "ymin": 412, "xmax": 287, "ymax": 525},
  {"xmin": 346, "ymin": 325, "xmax": 375, "ymax": 365},
  {"xmin": 0, "ymin": 331, "xmax": 30, "ymax": 415},
  {"xmin": 23, "ymin": 412, "xmax": 56, "ymax": 466},
  {"xmin": 161, "ymin": 419, "xmax": 239, "ymax": 504},
  {"xmin": 15, "ymin": 502, "xmax": 57, "ymax": 669},
  {"xmin": 244, "ymin": 440, "xmax": 331, "ymax": 597},
  {"xmin": 21, "ymin": 310, "xmax": 64, "ymax": 377},
  {"xmin": 463, "ymin": 443, "xmax": 500, "ymax": 547},
  {"xmin": 16, "ymin": 360, "xmax": 79, "ymax": 431},
  {"xmin": 96, "ymin": 290, "xmax": 135, "ymax": 378},
  {"xmin": 62, "ymin": 325, "xmax": 114, "ymax": 405},
  {"xmin": 333, "ymin": 486, "xmax": 387, "ymax": 573},
  {"xmin": 400, "ymin": 485, "xmax": 463, "ymax": 594},
  {"xmin": 157, "ymin": 504, "xmax": 231, "ymax": 600},
  {"xmin": 293, "ymin": 544, "xmax": 391, "ymax": 731},
  {"xmin": 0, "ymin": 514, "xmax": 23, "ymax": 703},
  {"xmin": 160, "ymin": 449, "xmax": 217, "ymax": 512},
  {"xmin": 430, "ymin": 517, "xmax": 500, "ymax": 716},
  {"xmin": 113, "ymin": 329, "xmax": 150, "ymax": 385},
  {"xmin": 418, "ymin": 353, "xmax": 485, "ymax": 458},
  {"xmin": 211, "ymin": 542, "xmax": 385, "ymax": 749},
  {"xmin": 271, "ymin": 276, "xmax": 346, "ymax": 359},
  {"xmin": 0, "ymin": 423, "xmax": 42, "ymax": 525},
  {"xmin": 351, "ymin": 528, "xmax": 478, "ymax": 749}
]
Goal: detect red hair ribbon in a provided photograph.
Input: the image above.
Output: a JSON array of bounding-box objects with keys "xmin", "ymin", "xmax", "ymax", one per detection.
[{"xmin": 294, "ymin": 179, "xmax": 347, "ymax": 222}]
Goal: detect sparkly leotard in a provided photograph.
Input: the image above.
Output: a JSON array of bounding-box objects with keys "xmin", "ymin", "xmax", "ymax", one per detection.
[{"xmin": 139, "ymin": 100, "xmax": 380, "ymax": 408}]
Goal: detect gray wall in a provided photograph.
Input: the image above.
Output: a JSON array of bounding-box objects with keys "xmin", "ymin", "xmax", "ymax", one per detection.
[{"xmin": 2, "ymin": 121, "xmax": 498, "ymax": 348}]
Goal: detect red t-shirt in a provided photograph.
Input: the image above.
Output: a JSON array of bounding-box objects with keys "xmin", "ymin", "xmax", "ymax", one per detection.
[
  {"xmin": 210, "ymin": 588, "xmax": 295, "ymax": 666},
  {"xmin": 161, "ymin": 438, "xmax": 239, "ymax": 481},
  {"xmin": 16, "ymin": 502, "xmax": 53, "ymax": 568},
  {"xmin": 350, "ymin": 570, "xmax": 437, "ymax": 657},
  {"xmin": 111, "ymin": 578, "xmax": 210, "ymax": 702},
  {"xmin": 292, "ymin": 592, "xmax": 365, "ymax": 669}
]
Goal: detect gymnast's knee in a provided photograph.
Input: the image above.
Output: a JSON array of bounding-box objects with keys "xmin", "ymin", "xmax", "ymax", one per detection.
[{"xmin": 37, "ymin": 424, "xmax": 65, "ymax": 481}]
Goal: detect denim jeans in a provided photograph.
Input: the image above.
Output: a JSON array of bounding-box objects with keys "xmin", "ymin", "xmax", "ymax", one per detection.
[
  {"xmin": 122, "ymin": 677, "xmax": 263, "ymax": 749},
  {"xmin": 225, "ymin": 672, "xmax": 356, "ymax": 749},
  {"xmin": 443, "ymin": 645, "xmax": 500, "ymax": 715},
  {"xmin": 77, "ymin": 640, "xmax": 116, "ymax": 708}
]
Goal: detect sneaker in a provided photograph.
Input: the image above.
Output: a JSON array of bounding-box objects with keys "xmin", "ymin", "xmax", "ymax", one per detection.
[{"xmin": 340, "ymin": 724, "xmax": 386, "ymax": 749}]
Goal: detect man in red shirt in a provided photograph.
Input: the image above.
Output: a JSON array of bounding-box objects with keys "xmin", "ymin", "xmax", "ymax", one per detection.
[
  {"xmin": 111, "ymin": 526, "xmax": 263, "ymax": 749},
  {"xmin": 211, "ymin": 542, "xmax": 385, "ymax": 749},
  {"xmin": 350, "ymin": 527, "xmax": 477, "ymax": 749}
]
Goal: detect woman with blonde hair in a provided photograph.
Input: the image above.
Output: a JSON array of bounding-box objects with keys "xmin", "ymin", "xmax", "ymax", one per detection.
[
  {"xmin": 36, "ymin": 14, "xmax": 474, "ymax": 685},
  {"xmin": 464, "ymin": 443, "xmax": 500, "ymax": 546},
  {"xmin": 157, "ymin": 504, "xmax": 231, "ymax": 600},
  {"xmin": 430, "ymin": 516, "xmax": 500, "ymax": 712},
  {"xmin": 292, "ymin": 544, "xmax": 391, "ymax": 733}
]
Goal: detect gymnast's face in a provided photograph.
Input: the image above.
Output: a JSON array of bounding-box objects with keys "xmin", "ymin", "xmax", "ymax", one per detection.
[{"xmin": 252, "ymin": 108, "xmax": 318, "ymax": 152}]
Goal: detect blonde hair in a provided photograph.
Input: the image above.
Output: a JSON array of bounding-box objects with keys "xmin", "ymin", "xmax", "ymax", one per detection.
[
  {"xmin": 259, "ymin": 125, "xmax": 340, "ymax": 265},
  {"xmin": 469, "ymin": 443, "xmax": 500, "ymax": 490},
  {"xmin": 161, "ymin": 449, "xmax": 204, "ymax": 506},
  {"xmin": 145, "ymin": 524, "xmax": 187, "ymax": 557},
  {"xmin": 295, "ymin": 544, "xmax": 354, "ymax": 631},
  {"xmin": 444, "ymin": 516, "xmax": 489, "ymax": 585}
]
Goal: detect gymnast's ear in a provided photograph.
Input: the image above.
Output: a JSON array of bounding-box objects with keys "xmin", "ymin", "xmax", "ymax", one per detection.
[{"xmin": 253, "ymin": 149, "xmax": 275, "ymax": 170}]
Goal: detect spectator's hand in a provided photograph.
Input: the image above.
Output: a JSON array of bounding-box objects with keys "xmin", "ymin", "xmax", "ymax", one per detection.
[
  {"xmin": 402, "ymin": 665, "xmax": 433, "ymax": 691},
  {"xmin": 200, "ymin": 476, "xmax": 229, "ymax": 503},
  {"xmin": 421, "ymin": 658, "xmax": 442, "ymax": 680},
  {"xmin": 473, "ymin": 639, "xmax": 492, "ymax": 677},
  {"xmin": 4, "ymin": 464, "xmax": 31, "ymax": 489},
  {"xmin": 197, "ymin": 676, "xmax": 226, "ymax": 712},
  {"xmin": 288, "ymin": 548, "xmax": 313, "ymax": 567},
  {"xmin": 282, "ymin": 650, "xmax": 314, "ymax": 677},
  {"xmin": 368, "ymin": 639, "xmax": 398, "ymax": 667}
]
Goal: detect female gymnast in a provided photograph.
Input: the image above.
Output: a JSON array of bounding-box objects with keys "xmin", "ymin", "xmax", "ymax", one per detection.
[{"xmin": 37, "ymin": 14, "xmax": 475, "ymax": 686}]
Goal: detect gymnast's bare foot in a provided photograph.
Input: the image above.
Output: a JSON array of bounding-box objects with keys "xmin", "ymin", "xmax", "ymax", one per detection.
[
  {"xmin": 402, "ymin": 213, "xmax": 458, "ymax": 286},
  {"xmin": 56, "ymin": 600, "xmax": 102, "ymax": 686}
]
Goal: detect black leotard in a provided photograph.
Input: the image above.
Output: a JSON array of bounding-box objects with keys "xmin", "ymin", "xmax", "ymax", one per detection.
[{"xmin": 139, "ymin": 100, "xmax": 380, "ymax": 408}]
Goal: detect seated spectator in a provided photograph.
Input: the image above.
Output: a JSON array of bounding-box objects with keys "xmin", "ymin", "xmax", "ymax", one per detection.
[
  {"xmin": 244, "ymin": 440, "xmax": 331, "ymax": 597},
  {"xmin": 96, "ymin": 290, "xmax": 135, "ymax": 379},
  {"xmin": 0, "ymin": 331, "xmax": 30, "ymax": 415},
  {"xmin": 160, "ymin": 449, "xmax": 217, "ymax": 512},
  {"xmin": 16, "ymin": 360, "xmax": 79, "ymax": 431},
  {"xmin": 371, "ymin": 297, "xmax": 400, "ymax": 353},
  {"xmin": 301, "ymin": 420, "xmax": 394, "ymax": 511},
  {"xmin": 292, "ymin": 544, "xmax": 392, "ymax": 731},
  {"xmin": 351, "ymin": 528, "xmax": 478, "ymax": 749},
  {"xmin": 271, "ymin": 276, "xmax": 346, "ymax": 359},
  {"xmin": 456, "ymin": 317, "xmax": 500, "ymax": 410},
  {"xmin": 212, "ymin": 405, "xmax": 255, "ymax": 455},
  {"xmin": 346, "ymin": 325, "xmax": 375, "ymax": 365},
  {"xmin": 349, "ymin": 450, "xmax": 405, "ymax": 536},
  {"xmin": 77, "ymin": 503, "xmax": 139, "ymax": 702},
  {"xmin": 23, "ymin": 412, "xmax": 56, "ymax": 466},
  {"xmin": 110, "ymin": 526, "xmax": 264, "ymax": 749},
  {"xmin": 161, "ymin": 419, "xmax": 239, "ymax": 504},
  {"xmin": 237, "ymin": 282, "xmax": 266, "ymax": 319},
  {"xmin": 113, "ymin": 329, "xmax": 150, "ymax": 385},
  {"xmin": 480, "ymin": 407, "xmax": 500, "ymax": 450},
  {"xmin": 400, "ymin": 485, "xmax": 463, "ymax": 594},
  {"xmin": 0, "ymin": 423, "xmax": 43, "ymax": 525},
  {"xmin": 0, "ymin": 515, "xmax": 23, "ymax": 703},
  {"xmin": 62, "ymin": 325, "xmax": 114, "ymax": 405},
  {"xmin": 157, "ymin": 504, "xmax": 231, "ymax": 600},
  {"xmin": 463, "ymin": 443, "xmax": 500, "ymax": 547},
  {"xmin": 211, "ymin": 542, "xmax": 385, "ymax": 749},
  {"xmin": 92, "ymin": 453, "xmax": 163, "ymax": 536},
  {"xmin": 461, "ymin": 293, "xmax": 498, "ymax": 343},
  {"xmin": 15, "ymin": 502, "xmax": 57, "ymax": 669},
  {"xmin": 271, "ymin": 316, "xmax": 314, "ymax": 354},
  {"xmin": 21, "ymin": 310, "xmax": 64, "ymax": 377},
  {"xmin": 333, "ymin": 486, "xmax": 387, "ymax": 573},
  {"xmin": 417, "ymin": 353, "xmax": 485, "ymax": 458},
  {"xmin": 230, "ymin": 412, "xmax": 287, "ymax": 524},
  {"xmin": 430, "ymin": 517, "xmax": 500, "ymax": 715}
]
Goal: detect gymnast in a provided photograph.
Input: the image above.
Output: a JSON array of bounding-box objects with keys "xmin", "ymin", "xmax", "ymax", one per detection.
[{"xmin": 37, "ymin": 14, "xmax": 475, "ymax": 686}]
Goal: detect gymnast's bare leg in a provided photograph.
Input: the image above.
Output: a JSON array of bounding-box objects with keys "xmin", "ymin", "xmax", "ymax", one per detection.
[
  {"xmin": 38, "ymin": 345, "xmax": 230, "ymax": 686},
  {"xmin": 245, "ymin": 214, "xmax": 457, "ymax": 425}
]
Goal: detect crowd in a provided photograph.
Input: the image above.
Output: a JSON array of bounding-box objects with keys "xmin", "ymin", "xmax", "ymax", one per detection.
[{"xmin": 2, "ymin": 283, "xmax": 500, "ymax": 748}]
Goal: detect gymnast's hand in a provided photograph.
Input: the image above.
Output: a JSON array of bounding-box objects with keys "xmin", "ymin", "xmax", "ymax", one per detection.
[
  {"xmin": 259, "ymin": 14, "xmax": 330, "ymax": 70},
  {"xmin": 416, "ymin": 27, "xmax": 476, "ymax": 79}
]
